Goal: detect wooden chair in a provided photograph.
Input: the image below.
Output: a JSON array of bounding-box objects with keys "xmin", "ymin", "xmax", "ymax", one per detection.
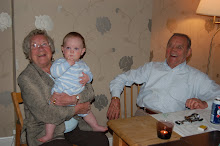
[
  {"xmin": 120, "ymin": 84, "xmax": 157, "ymax": 118},
  {"xmin": 11, "ymin": 92, "xmax": 27, "ymax": 146},
  {"xmin": 11, "ymin": 92, "xmax": 78, "ymax": 146}
]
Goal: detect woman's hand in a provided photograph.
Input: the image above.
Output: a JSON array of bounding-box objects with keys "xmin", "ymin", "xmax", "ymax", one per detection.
[
  {"xmin": 74, "ymin": 102, "xmax": 91, "ymax": 114},
  {"xmin": 50, "ymin": 92, "xmax": 78, "ymax": 106},
  {"xmin": 185, "ymin": 98, "xmax": 208, "ymax": 109},
  {"xmin": 107, "ymin": 97, "xmax": 120, "ymax": 120}
]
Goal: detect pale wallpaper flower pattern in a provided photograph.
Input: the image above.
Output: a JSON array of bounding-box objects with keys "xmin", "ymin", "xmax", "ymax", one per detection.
[
  {"xmin": 0, "ymin": 12, "xmax": 12, "ymax": 32},
  {"xmin": 35, "ymin": 15, "xmax": 54, "ymax": 31}
]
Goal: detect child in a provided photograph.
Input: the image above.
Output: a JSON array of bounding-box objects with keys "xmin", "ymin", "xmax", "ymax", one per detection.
[{"xmin": 38, "ymin": 32, "xmax": 107, "ymax": 142}]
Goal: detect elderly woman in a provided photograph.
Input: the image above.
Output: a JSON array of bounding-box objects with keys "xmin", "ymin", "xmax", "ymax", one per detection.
[{"xmin": 18, "ymin": 29, "xmax": 109, "ymax": 146}]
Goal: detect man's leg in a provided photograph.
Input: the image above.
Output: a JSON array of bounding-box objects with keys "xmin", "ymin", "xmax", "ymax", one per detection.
[{"xmin": 64, "ymin": 126, "xmax": 109, "ymax": 146}]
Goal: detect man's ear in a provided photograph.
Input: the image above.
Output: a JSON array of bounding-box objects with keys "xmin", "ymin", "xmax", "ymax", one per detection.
[{"xmin": 187, "ymin": 48, "xmax": 192, "ymax": 58}]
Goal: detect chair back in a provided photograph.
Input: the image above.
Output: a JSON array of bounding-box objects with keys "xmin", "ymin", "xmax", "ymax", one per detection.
[
  {"xmin": 120, "ymin": 84, "xmax": 141, "ymax": 118},
  {"xmin": 11, "ymin": 92, "xmax": 77, "ymax": 146},
  {"xmin": 11, "ymin": 92, "xmax": 24, "ymax": 127},
  {"xmin": 11, "ymin": 92, "xmax": 27, "ymax": 146},
  {"xmin": 121, "ymin": 84, "xmax": 158, "ymax": 118}
]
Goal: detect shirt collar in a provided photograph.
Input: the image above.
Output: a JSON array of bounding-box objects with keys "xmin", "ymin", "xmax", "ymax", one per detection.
[{"xmin": 164, "ymin": 60, "xmax": 187, "ymax": 71}]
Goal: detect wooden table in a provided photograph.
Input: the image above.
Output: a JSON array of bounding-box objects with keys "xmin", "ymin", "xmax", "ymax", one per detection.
[{"xmin": 107, "ymin": 116, "xmax": 181, "ymax": 146}]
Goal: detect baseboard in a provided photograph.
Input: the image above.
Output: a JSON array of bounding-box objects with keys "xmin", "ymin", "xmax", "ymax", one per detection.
[
  {"xmin": 0, "ymin": 136, "xmax": 14, "ymax": 146},
  {"xmin": 106, "ymin": 131, "xmax": 113, "ymax": 146},
  {"xmin": 108, "ymin": 136, "xmax": 113, "ymax": 146},
  {"xmin": 0, "ymin": 136, "xmax": 13, "ymax": 140}
]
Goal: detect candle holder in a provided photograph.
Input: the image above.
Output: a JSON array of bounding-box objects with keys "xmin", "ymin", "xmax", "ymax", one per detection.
[{"xmin": 156, "ymin": 120, "xmax": 174, "ymax": 139}]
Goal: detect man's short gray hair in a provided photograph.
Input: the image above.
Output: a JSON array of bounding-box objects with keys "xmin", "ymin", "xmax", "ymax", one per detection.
[{"xmin": 167, "ymin": 33, "xmax": 191, "ymax": 50}]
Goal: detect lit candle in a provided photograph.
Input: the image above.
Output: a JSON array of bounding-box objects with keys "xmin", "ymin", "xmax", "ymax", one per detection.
[
  {"xmin": 157, "ymin": 130, "xmax": 171, "ymax": 139},
  {"xmin": 160, "ymin": 130, "xmax": 168, "ymax": 134}
]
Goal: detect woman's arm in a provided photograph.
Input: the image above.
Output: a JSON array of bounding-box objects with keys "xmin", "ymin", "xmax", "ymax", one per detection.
[
  {"xmin": 50, "ymin": 83, "xmax": 95, "ymax": 106},
  {"xmin": 18, "ymin": 72, "xmax": 75, "ymax": 125}
]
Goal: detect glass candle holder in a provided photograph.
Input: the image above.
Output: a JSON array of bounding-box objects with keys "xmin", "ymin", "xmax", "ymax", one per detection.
[{"xmin": 156, "ymin": 120, "xmax": 174, "ymax": 139}]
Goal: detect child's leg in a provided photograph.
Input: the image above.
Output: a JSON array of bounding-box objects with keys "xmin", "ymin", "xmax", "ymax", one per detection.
[
  {"xmin": 83, "ymin": 111, "xmax": 108, "ymax": 132},
  {"xmin": 38, "ymin": 124, "xmax": 56, "ymax": 142}
]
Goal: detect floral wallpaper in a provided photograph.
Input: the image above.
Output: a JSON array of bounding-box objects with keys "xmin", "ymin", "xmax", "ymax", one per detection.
[
  {"xmin": 119, "ymin": 56, "xmax": 133, "ymax": 72},
  {"xmin": 94, "ymin": 94, "xmax": 108, "ymax": 111},
  {"xmin": 0, "ymin": 12, "xmax": 12, "ymax": 32},
  {"xmin": 35, "ymin": 15, "xmax": 54, "ymax": 31},
  {"xmin": 96, "ymin": 17, "xmax": 111, "ymax": 35}
]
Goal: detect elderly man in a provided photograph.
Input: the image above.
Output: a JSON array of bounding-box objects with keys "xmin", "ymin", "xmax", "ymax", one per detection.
[{"xmin": 107, "ymin": 33, "xmax": 220, "ymax": 120}]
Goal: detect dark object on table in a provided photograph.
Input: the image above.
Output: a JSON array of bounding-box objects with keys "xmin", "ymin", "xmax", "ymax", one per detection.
[
  {"xmin": 181, "ymin": 130, "xmax": 220, "ymax": 146},
  {"xmin": 150, "ymin": 131, "xmax": 220, "ymax": 146},
  {"xmin": 149, "ymin": 140, "xmax": 190, "ymax": 146},
  {"xmin": 175, "ymin": 113, "xmax": 203, "ymax": 125}
]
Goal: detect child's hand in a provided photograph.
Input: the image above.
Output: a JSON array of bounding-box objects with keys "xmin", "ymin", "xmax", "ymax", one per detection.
[
  {"xmin": 67, "ymin": 57, "xmax": 75, "ymax": 66},
  {"xmin": 80, "ymin": 72, "xmax": 89, "ymax": 86}
]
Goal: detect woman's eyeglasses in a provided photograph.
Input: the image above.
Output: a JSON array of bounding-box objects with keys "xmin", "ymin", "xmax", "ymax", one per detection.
[{"xmin": 31, "ymin": 43, "xmax": 50, "ymax": 50}]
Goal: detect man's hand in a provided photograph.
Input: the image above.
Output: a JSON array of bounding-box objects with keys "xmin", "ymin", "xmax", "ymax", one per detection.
[
  {"xmin": 79, "ymin": 72, "xmax": 89, "ymax": 86},
  {"xmin": 74, "ymin": 102, "xmax": 91, "ymax": 115},
  {"xmin": 50, "ymin": 92, "xmax": 78, "ymax": 106},
  {"xmin": 185, "ymin": 98, "xmax": 208, "ymax": 109},
  {"xmin": 107, "ymin": 97, "xmax": 120, "ymax": 120}
]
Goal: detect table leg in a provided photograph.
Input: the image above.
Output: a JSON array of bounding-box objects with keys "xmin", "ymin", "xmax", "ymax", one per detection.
[{"xmin": 113, "ymin": 132, "xmax": 128, "ymax": 146}]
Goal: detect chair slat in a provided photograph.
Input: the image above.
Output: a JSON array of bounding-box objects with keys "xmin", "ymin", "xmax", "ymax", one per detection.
[
  {"xmin": 121, "ymin": 84, "xmax": 140, "ymax": 118},
  {"xmin": 131, "ymin": 86, "xmax": 133, "ymax": 117},
  {"xmin": 123, "ymin": 87, "xmax": 127, "ymax": 118}
]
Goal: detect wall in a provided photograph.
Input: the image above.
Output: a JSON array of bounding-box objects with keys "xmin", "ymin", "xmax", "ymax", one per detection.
[
  {"xmin": 0, "ymin": 0, "xmax": 14, "ymax": 137},
  {"xmin": 151, "ymin": 0, "xmax": 220, "ymax": 84},
  {"xmin": 0, "ymin": 0, "xmax": 152, "ymax": 136}
]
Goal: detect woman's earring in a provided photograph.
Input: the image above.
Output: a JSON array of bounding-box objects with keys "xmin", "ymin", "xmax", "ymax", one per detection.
[{"xmin": 51, "ymin": 57, "xmax": 54, "ymax": 62}]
